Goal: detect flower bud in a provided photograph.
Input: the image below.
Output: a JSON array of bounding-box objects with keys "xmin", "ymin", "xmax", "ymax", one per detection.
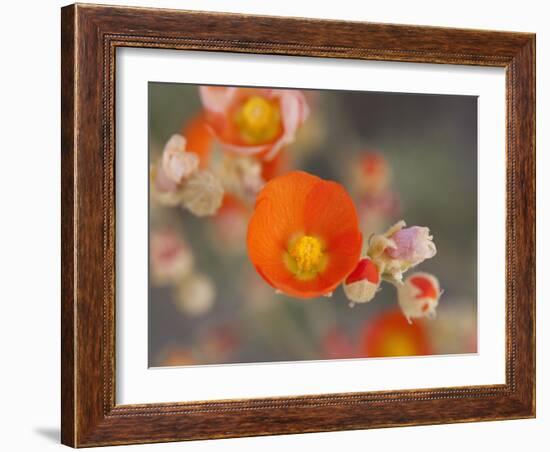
[
  {"xmin": 397, "ymin": 272, "xmax": 441, "ymax": 323},
  {"xmin": 343, "ymin": 257, "xmax": 381, "ymax": 304},
  {"xmin": 385, "ymin": 226, "xmax": 436, "ymax": 265},
  {"xmin": 368, "ymin": 220, "xmax": 436, "ymax": 283},
  {"xmin": 162, "ymin": 134, "xmax": 199, "ymax": 184},
  {"xmin": 150, "ymin": 163, "xmax": 182, "ymax": 206}
]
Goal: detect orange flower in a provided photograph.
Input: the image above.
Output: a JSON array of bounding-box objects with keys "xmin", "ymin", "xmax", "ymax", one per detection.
[
  {"xmin": 247, "ymin": 171, "xmax": 362, "ymax": 299},
  {"xmin": 361, "ymin": 309, "xmax": 432, "ymax": 358},
  {"xmin": 199, "ymin": 86, "xmax": 308, "ymax": 160}
]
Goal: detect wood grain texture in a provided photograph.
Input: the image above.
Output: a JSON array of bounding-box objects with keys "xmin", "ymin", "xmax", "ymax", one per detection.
[
  {"xmin": 61, "ymin": 3, "xmax": 536, "ymax": 447},
  {"xmin": 60, "ymin": 5, "xmax": 76, "ymax": 447}
]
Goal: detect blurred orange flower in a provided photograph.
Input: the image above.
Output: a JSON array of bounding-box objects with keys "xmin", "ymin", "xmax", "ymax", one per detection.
[
  {"xmin": 361, "ymin": 309, "xmax": 432, "ymax": 357},
  {"xmin": 247, "ymin": 171, "xmax": 362, "ymax": 299},
  {"xmin": 199, "ymin": 86, "xmax": 308, "ymax": 160},
  {"xmin": 353, "ymin": 151, "xmax": 391, "ymax": 195},
  {"xmin": 156, "ymin": 346, "xmax": 195, "ymax": 367},
  {"xmin": 181, "ymin": 113, "xmax": 213, "ymax": 168}
]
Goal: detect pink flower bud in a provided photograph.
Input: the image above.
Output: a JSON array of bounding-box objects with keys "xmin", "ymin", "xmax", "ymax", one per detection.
[
  {"xmin": 368, "ymin": 220, "xmax": 437, "ymax": 283},
  {"xmin": 385, "ymin": 226, "xmax": 436, "ymax": 265}
]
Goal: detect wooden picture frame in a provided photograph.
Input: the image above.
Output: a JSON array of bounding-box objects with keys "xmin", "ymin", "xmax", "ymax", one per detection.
[{"xmin": 61, "ymin": 3, "xmax": 535, "ymax": 447}]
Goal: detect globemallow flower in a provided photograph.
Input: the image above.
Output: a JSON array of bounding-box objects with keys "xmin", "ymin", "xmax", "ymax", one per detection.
[
  {"xmin": 199, "ymin": 86, "xmax": 309, "ymax": 161},
  {"xmin": 247, "ymin": 171, "xmax": 362, "ymax": 299},
  {"xmin": 369, "ymin": 220, "xmax": 436, "ymax": 283},
  {"xmin": 343, "ymin": 257, "xmax": 381, "ymax": 305},
  {"xmin": 397, "ymin": 272, "xmax": 441, "ymax": 323}
]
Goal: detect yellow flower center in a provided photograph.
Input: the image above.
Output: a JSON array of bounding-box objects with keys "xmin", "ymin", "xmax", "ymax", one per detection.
[
  {"xmin": 235, "ymin": 96, "xmax": 281, "ymax": 144},
  {"xmin": 283, "ymin": 235, "xmax": 328, "ymax": 281}
]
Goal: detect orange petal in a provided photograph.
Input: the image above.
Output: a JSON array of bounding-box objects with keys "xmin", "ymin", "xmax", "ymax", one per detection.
[
  {"xmin": 255, "ymin": 170, "xmax": 320, "ymax": 212},
  {"xmin": 321, "ymin": 230, "xmax": 362, "ymax": 289},
  {"xmin": 303, "ymin": 180, "xmax": 360, "ymax": 244},
  {"xmin": 302, "ymin": 180, "xmax": 362, "ymax": 283},
  {"xmin": 273, "ymin": 272, "xmax": 336, "ymax": 299}
]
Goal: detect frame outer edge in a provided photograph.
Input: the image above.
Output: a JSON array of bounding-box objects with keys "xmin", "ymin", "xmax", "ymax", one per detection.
[
  {"xmin": 513, "ymin": 35, "xmax": 536, "ymax": 416},
  {"xmin": 60, "ymin": 3, "xmax": 536, "ymax": 446},
  {"xmin": 61, "ymin": 4, "xmax": 77, "ymax": 448},
  {"xmin": 530, "ymin": 35, "xmax": 536, "ymax": 417}
]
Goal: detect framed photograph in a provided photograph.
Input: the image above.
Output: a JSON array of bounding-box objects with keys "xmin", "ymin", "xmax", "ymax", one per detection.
[{"xmin": 61, "ymin": 3, "xmax": 535, "ymax": 447}]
